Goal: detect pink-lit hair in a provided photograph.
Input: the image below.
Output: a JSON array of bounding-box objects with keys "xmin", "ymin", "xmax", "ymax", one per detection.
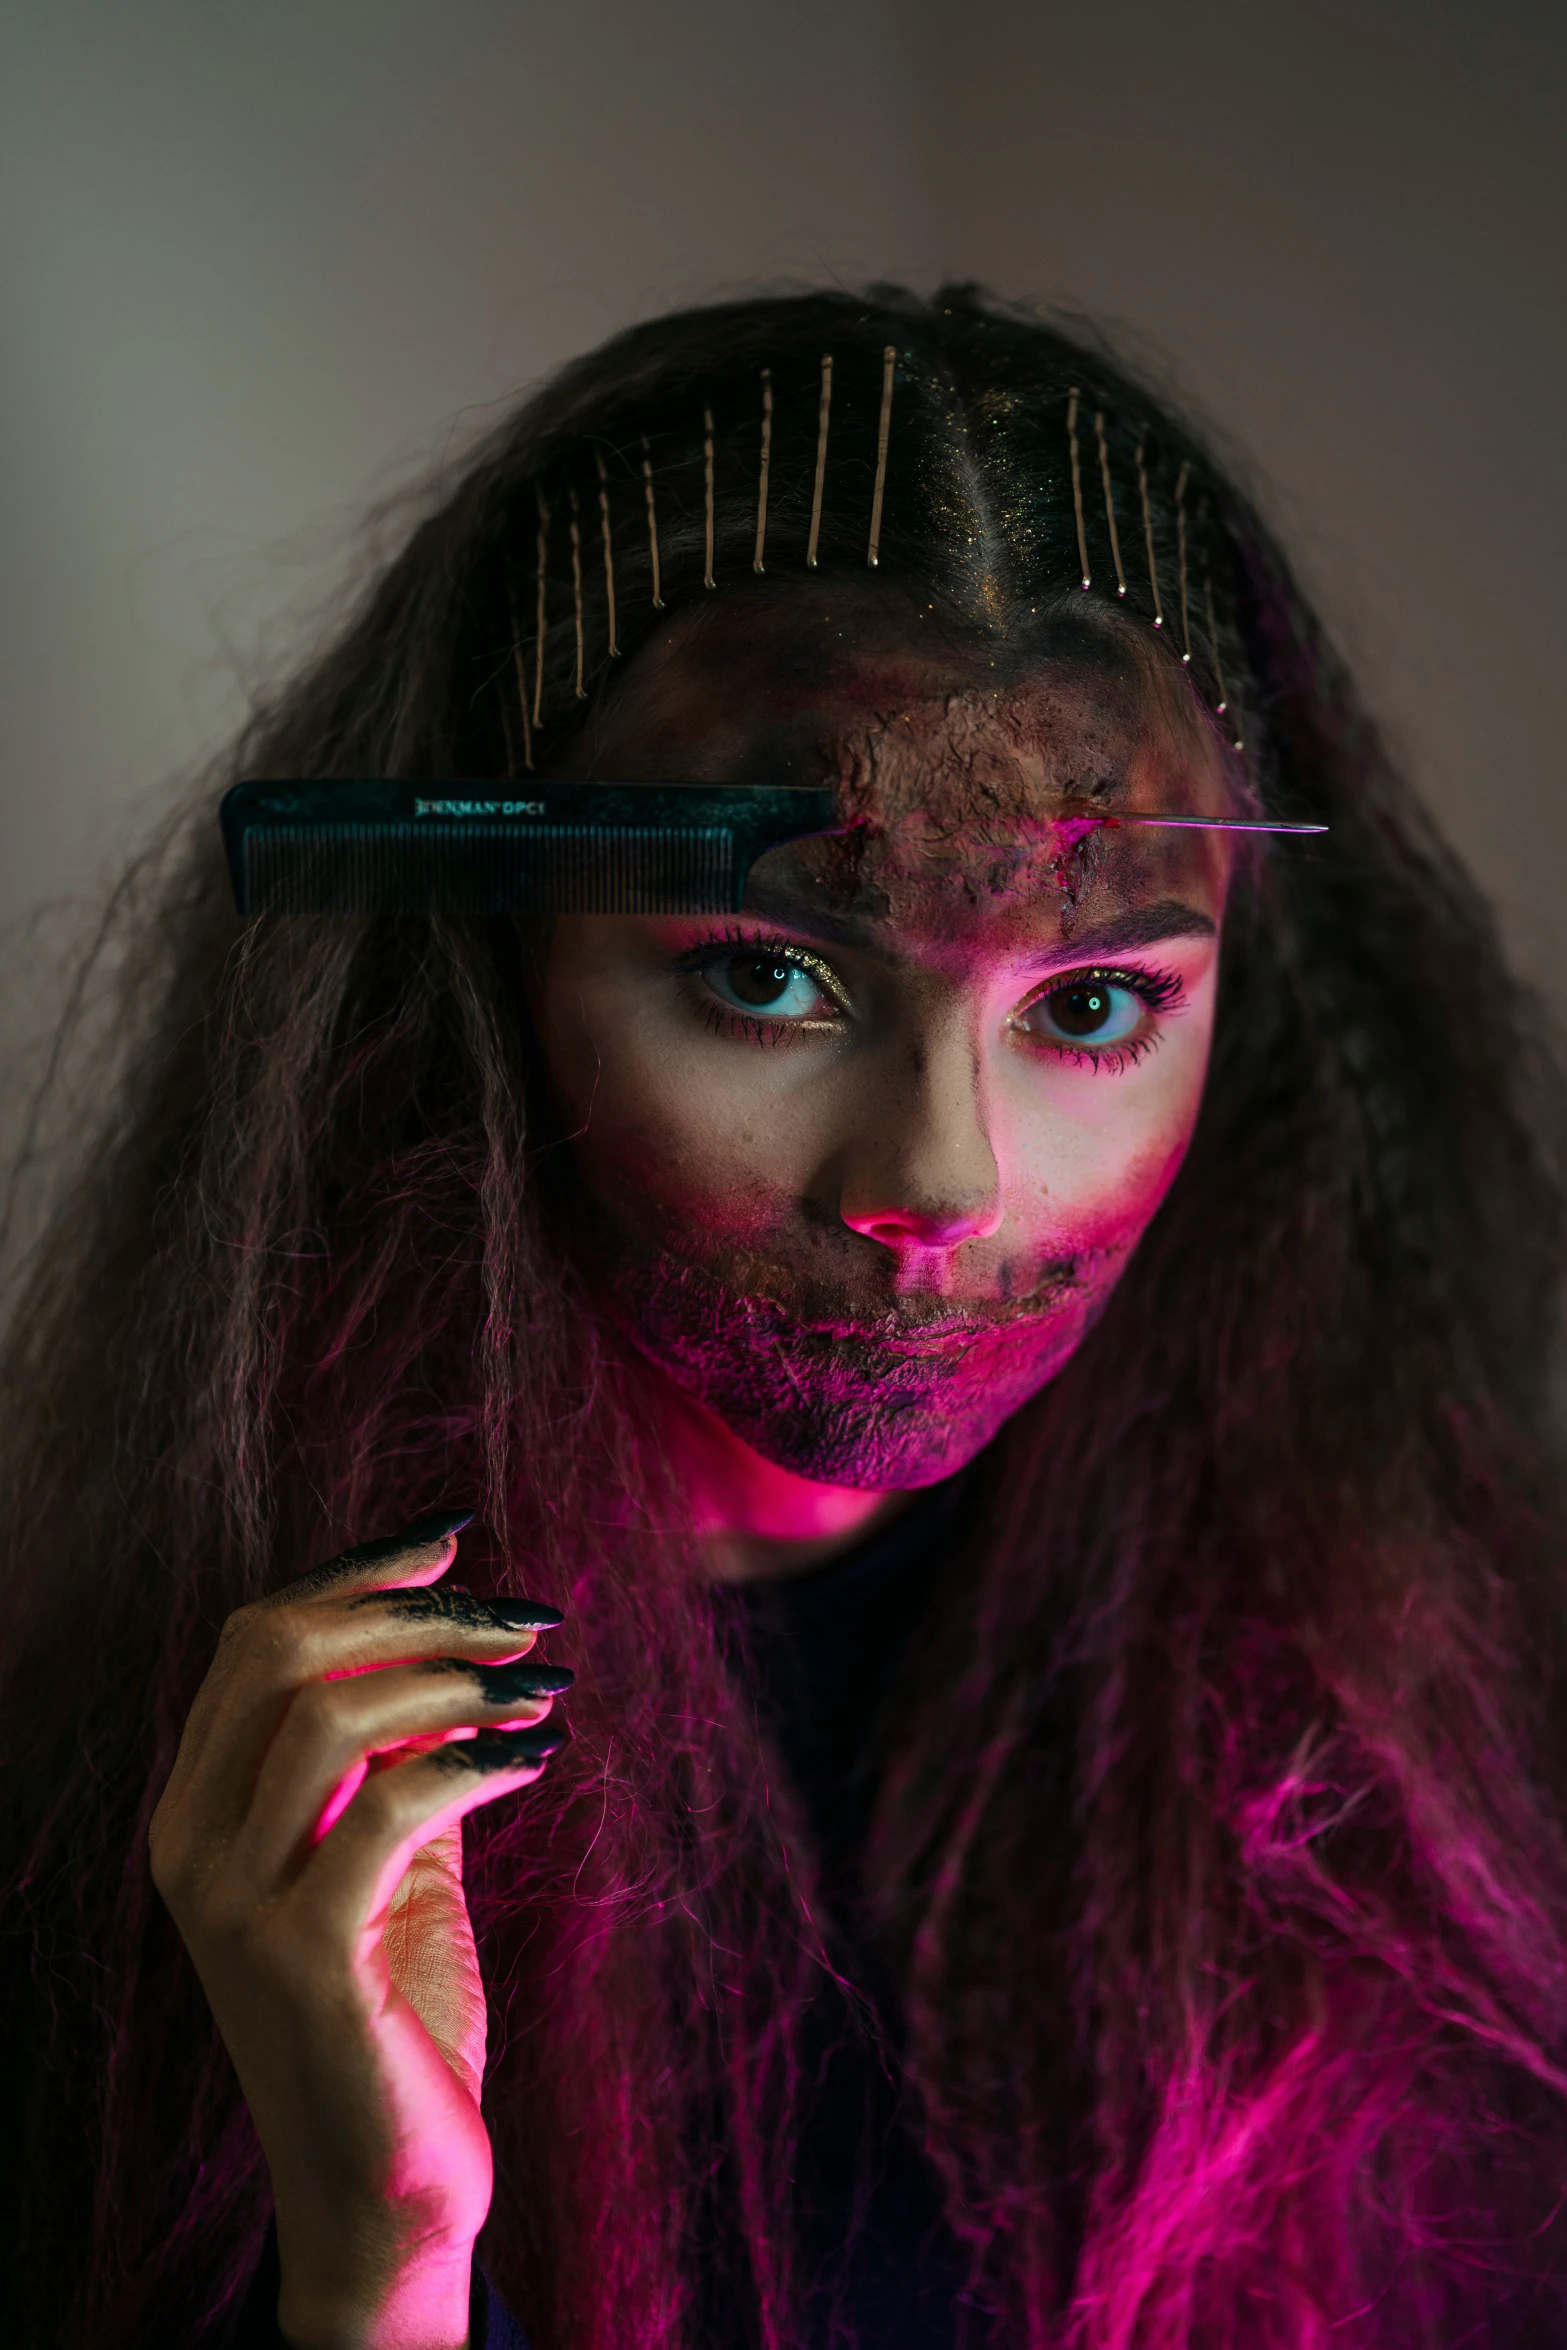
[{"xmin": 2, "ymin": 288, "xmax": 1567, "ymax": 2348}]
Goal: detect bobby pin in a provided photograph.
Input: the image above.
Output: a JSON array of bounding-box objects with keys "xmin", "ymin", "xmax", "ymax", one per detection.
[
  {"xmin": 1205, "ymin": 581, "xmax": 1243, "ymax": 753},
  {"xmin": 532, "ymin": 486, "xmax": 550, "ymax": 729},
  {"xmin": 754, "ymin": 369, "xmax": 773, "ymax": 574},
  {"xmin": 1204, "ymin": 575, "xmax": 1227, "ymax": 711},
  {"xmin": 867, "ymin": 344, "xmax": 895, "ymax": 567},
  {"xmin": 1095, "ymin": 412, "xmax": 1126, "ymax": 596},
  {"xmin": 506, "ymin": 577, "xmax": 535, "ymax": 772},
  {"xmin": 1197, "ymin": 505, "xmax": 1230, "ymax": 711},
  {"xmin": 807, "ymin": 354, "xmax": 833, "ymax": 568},
  {"xmin": 1175, "ymin": 462, "xmax": 1192, "ymax": 664},
  {"xmin": 641, "ymin": 435, "xmax": 664, "ymax": 609},
  {"xmin": 595, "ymin": 450, "xmax": 619, "ymax": 657},
  {"xmin": 1135, "ymin": 436, "xmax": 1164, "ymax": 627},
  {"xmin": 1210, "ymin": 591, "xmax": 1243, "ymax": 751},
  {"xmin": 568, "ymin": 484, "xmax": 586, "ymax": 700},
  {"xmin": 703, "ymin": 405, "xmax": 716, "ymax": 589},
  {"xmin": 1197, "ymin": 502, "xmax": 1244, "ymax": 752},
  {"xmin": 1067, "ymin": 389, "xmax": 1090, "ymax": 591}
]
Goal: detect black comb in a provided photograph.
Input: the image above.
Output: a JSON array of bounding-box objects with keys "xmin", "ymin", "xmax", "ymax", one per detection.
[{"xmin": 220, "ymin": 781, "xmax": 843, "ymax": 916}]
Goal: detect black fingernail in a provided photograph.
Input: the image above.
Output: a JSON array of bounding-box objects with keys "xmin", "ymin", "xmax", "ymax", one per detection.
[
  {"xmin": 398, "ymin": 1506, "xmax": 475, "ymax": 1544},
  {"xmin": 466, "ymin": 1658, "xmax": 575, "ymax": 1702},
  {"xmin": 355, "ymin": 1587, "xmax": 564, "ymax": 1630},
  {"xmin": 443, "ymin": 1722, "xmax": 570, "ymax": 1774},
  {"xmin": 332, "ymin": 1506, "xmax": 473, "ymax": 1571},
  {"xmin": 490, "ymin": 1598, "xmax": 566, "ymax": 1630}
]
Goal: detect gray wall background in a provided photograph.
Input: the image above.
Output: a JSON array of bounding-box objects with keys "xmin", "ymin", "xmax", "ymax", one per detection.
[{"xmin": 3, "ymin": 1, "xmax": 1563, "ymax": 988}]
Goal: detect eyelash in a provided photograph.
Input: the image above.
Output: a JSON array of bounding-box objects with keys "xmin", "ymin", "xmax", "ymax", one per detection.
[
  {"xmin": 1018, "ymin": 963, "xmax": 1184, "ymax": 1073},
  {"xmin": 673, "ymin": 934, "xmax": 1186, "ymax": 1065},
  {"xmin": 673, "ymin": 929, "xmax": 847, "ymax": 1047}
]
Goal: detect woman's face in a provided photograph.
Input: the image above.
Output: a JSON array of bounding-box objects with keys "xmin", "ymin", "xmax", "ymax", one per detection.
[{"xmin": 539, "ymin": 590, "xmax": 1233, "ymax": 1494}]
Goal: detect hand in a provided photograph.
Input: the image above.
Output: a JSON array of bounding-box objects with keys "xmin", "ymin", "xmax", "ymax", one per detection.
[{"xmin": 149, "ymin": 1509, "xmax": 570, "ymax": 2350}]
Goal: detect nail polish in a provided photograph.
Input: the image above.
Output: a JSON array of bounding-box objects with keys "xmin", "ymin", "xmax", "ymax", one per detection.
[
  {"xmin": 332, "ymin": 1506, "xmax": 474, "ymax": 1570},
  {"xmin": 357, "ymin": 1586, "xmax": 566, "ymax": 1630},
  {"xmin": 453, "ymin": 1722, "xmax": 570, "ymax": 1772},
  {"xmin": 489, "ymin": 1598, "xmax": 566, "ymax": 1631},
  {"xmin": 397, "ymin": 1505, "xmax": 476, "ymax": 1544},
  {"xmin": 470, "ymin": 1658, "xmax": 575, "ymax": 1702}
]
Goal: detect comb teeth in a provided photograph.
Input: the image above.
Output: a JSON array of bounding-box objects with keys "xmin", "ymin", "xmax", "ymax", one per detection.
[
  {"xmin": 241, "ymin": 821, "xmax": 738, "ymax": 915},
  {"xmin": 221, "ymin": 780, "xmax": 841, "ymax": 917}
]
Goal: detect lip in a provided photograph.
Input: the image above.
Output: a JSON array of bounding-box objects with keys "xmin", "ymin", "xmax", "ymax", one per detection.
[
  {"xmin": 797, "ymin": 1282, "xmax": 1079, "ymax": 1352},
  {"xmin": 857, "ymin": 1323, "xmax": 1024, "ymax": 1358}
]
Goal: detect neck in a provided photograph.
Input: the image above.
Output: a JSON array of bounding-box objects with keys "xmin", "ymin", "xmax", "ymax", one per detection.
[{"xmin": 655, "ymin": 1376, "xmax": 906, "ymax": 1583}]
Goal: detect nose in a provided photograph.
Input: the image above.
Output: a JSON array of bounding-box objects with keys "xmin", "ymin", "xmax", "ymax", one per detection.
[
  {"xmin": 843, "ymin": 1193, "xmax": 1003, "ymax": 1250},
  {"xmin": 838, "ymin": 1025, "xmax": 1004, "ymax": 1254}
]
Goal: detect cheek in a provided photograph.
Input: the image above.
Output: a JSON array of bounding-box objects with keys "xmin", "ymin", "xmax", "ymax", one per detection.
[
  {"xmin": 541, "ymin": 976, "xmax": 820, "ymax": 1247},
  {"xmin": 993, "ymin": 1022, "xmax": 1212, "ymax": 1259}
]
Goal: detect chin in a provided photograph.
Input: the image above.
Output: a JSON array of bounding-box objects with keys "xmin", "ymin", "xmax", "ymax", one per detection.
[
  {"xmin": 718, "ymin": 1401, "xmax": 1010, "ymax": 1491},
  {"xmin": 655, "ymin": 1318, "xmax": 1087, "ymax": 1492}
]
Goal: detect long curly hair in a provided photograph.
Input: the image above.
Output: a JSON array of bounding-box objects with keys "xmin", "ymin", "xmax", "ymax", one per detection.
[{"xmin": 2, "ymin": 286, "xmax": 1566, "ymax": 2349}]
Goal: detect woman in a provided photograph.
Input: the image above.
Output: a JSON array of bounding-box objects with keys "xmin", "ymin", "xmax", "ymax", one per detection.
[{"xmin": 2, "ymin": 286, "xmax": 1565, "ymax": 2350}]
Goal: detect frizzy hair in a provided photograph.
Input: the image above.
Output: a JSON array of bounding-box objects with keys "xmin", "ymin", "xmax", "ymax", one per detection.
[{"xmin": 1, "ymin": 285, "xmax": 1566, "ymax": 2348}]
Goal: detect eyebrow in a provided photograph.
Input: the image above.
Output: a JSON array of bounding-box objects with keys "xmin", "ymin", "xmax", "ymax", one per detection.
[
  {"xmin": 1050, "ymin": 901, "xmax": 1217, "ymax": 957},
  {"xmin": 741, "ymin": 880, "xmax": 1217, "ymax": 963}
]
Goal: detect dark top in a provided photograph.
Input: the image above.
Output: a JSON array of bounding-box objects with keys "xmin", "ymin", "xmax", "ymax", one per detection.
[
  {"xmin": 718, "ymin": 1482, "xmax": 971, "ymax": 2347},
  {"xmin": 237, "ymin": 1482, "xmax": 967, "ymax": 2349}
]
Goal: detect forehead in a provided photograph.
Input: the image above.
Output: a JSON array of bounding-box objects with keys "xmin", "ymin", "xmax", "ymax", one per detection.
[{"xmin": 571, "ymin": 585, "xmax": 1233, "ymax": 941}]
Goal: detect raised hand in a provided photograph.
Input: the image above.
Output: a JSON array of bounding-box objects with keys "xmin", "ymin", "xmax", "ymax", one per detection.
[{"xmin": 150, "ymin": 1510, "xmax": 570, "ymax": 2350}]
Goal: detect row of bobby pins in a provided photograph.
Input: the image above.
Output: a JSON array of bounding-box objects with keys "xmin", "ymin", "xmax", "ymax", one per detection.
[{"xmin": 505, "ymin": 353, "xmax": 1242, "ymax": 768}]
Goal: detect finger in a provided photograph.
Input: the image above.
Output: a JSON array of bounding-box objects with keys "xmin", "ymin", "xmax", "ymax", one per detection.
[
  {"xmin": 301, "ymin": 1725, "xmax": 570, "ymax": 1942},
  {"xmin": 152, "ymin": 1494, "xmax": 567, "ymax": 1921},
  {"xmin": 267, "ymin": 1505, "xmax": 478, "ymax": 1606},
  {"xmin": 166, "ymin": 1581, "xmax": 567, "ymax": 1842},
  {"xmin": 165, "ymin": 1506, "xmax": 476, "ymax": 1800},
  {"xmin": 342, "ymin": 1580, "xmax": 565, "ymax": 1647},
  {"xmin": 240, "ymin": 1655, "xmax": 575, "ymax": 1885},
  {"xmin": 255, "ymin": 1582, "xmax": 566, "ymax": 1686}
]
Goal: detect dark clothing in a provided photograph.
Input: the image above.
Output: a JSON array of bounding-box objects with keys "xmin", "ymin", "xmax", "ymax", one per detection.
[
  {"xmin": 722, "ymin": 1483, "xmax": 972, "ymax": 2347},
  {"xmin": 238, "ymin": 1484, "xmax": 966, "ymax": 2349}
]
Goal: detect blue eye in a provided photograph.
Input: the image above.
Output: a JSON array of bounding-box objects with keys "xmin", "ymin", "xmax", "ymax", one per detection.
[
  {"xmin": 1024, "ymin": 978, "xmax": 1146, "ymax": 1047},
  {"xmin": 702, "ymin": 953, "xmax": 834, "ymax": 1020}
]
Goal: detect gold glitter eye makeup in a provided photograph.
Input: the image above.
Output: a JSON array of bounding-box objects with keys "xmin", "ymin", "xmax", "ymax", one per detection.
[{"xmin": 674, "ymin": 929, "xmax": 847, "ymax": 1042}]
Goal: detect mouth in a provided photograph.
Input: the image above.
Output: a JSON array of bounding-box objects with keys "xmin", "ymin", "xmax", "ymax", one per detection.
[{"xmin": 796, "ymin": 1267, "xmax": 1081, "ymax": 1352}]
